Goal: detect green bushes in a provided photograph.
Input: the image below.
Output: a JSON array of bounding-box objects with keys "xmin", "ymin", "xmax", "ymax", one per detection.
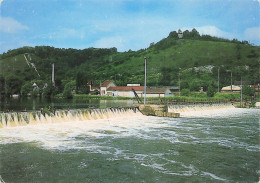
[
  {"xmin": 213, "ymin": 93, "xmax": 240, "ymax": 100},
  {"xmin": 20, "ymin": 82, "xmax": 33, "ymax": 97},
  {"xmin": 181, "ymin": 89, "xmax": 191, "ymax": 96},
  {"xmin": 62, "ymin": 81, "xmax": 76, "ymax": 99},
  {"xmin": 243, "ymin": 85, "xmax": 255, "ymax": 96},
  {"xmin": 207, "ymin": 84, "xmax": 217, "ymax": 97}
]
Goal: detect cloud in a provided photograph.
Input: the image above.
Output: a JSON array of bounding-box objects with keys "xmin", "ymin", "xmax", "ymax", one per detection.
[
  {"xmin": 244, "ymin": 27, "xmax": 260, "ymax": 41},
  {"xmin": 187, "ymin": 25, "xmax": 232, "ymax": 39},
  {"xmin": 0, "ymin": 16, "xmax": 29, "ymax": 33}
]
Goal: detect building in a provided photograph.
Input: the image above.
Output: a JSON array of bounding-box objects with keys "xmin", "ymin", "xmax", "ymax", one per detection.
[
  {"xmin": 100, "ymin": 81, "xmax": 174, "ymax": 97},
  {"xmin": 107, "ymin": 86, "xmax": 144, "ymax": 97},
  {"xmin": 100, "ymin": 81, "xmax": 116, "ymax": 96},
  {"xmin": 106, "ymin": 86, "xmax": 173, "ymax": 98},
  {"xmin": 146, "ymin": 88, "xmax": 173, "ymax": 97},
  {"xmin": 178, "ymin": 29, "xmax": 183, "ymax": 38},
  {"xmin": 221, "ymin": 85, "xmax": 241, "ymax": 92}
]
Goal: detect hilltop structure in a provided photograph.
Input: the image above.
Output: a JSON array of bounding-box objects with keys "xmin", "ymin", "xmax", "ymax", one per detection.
[{"xmin": 178, "ymin": 29, "xmax": 183, "ymax": 38}]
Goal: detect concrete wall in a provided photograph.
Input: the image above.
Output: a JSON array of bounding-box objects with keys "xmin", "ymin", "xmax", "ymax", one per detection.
[
  {"xmin": 100, "ymin": 86, "xmax": 107, "ymax": 95},
  {"xmin": 110, "ymin": 91, "xmax": 143, "ymax": 97},
  {"xmin": 139, "ymin": 105, "xmax": 168, "ymax": 116},
  {"xmin": 138, "ymin": 104, "xmax": 180, "ymax": 118},
  {"xmin": 146, "ymin": 94, "xmax": 165, "ymax": 97},
  {"xmin": 100, "ymin": 82, "xmax": 116, "ymax": 96},
  {"xmin": 107, "ymin": 89, "xmax": 174, "ymax": 98}
]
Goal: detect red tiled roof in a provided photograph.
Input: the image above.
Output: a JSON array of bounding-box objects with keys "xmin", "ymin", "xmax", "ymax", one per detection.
[
  {"xmin": 101, "ymin": 81, "xmax": 113, "ymax": 87},
  {"xmin": 107, "ymin": 86, "xmax": 144, "ymax": 91}
]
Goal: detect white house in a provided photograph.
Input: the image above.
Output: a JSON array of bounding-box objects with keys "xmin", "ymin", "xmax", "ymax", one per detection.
[{"xmin": 100, "ymin": 81, "xmax": 117, "ymax": 96}]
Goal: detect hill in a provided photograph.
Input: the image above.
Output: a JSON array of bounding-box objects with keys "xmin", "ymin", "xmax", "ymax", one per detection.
[{"xmin": 0, "ymin": 29, "xmax": 259, "ymax": 96}]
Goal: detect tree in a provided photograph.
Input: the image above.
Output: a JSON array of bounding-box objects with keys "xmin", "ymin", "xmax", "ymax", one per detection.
[
  {"xmin": 189, "ymin": 79, "xmax": 201, "ymax": 91},
  {"xmin": 159, "ymin": 67, "xmax": 173, "ymax": 86},
  {"xmin": 183, "ymin": 30, "xmax": 191, "ymax": 39},
  {"xmin": 181, "ymin": 89, "xmax": 191, "ymax": 96},
  {"xmin": 149, "ymin": 42, "xmax": 155, "ymax": 48},
  {"xmin": 190, "ymin": 28, "xmax": 200, "ymax": 39},
  {"xmin": 63, "ymin": 81, "xmax": 76, "ymax": 99},
  {"xmin": 63, "ymin": 85, "xmax": 73, "ymax": 99},
  {"xmin": 21, "ymin": 82, "xmax": 33, "ymax": 97},
  {"xmin": 243, "ymin": 85, "xmax": 255, "ymax": 97},
  {"xmin": 207, "ymin": 83, "xmax": 217, "ymax": 97},
  {"xmin": 168, "ymin": 31, "xmax": 178, "ymax": 39},
  {"xmin": 76, "ymin": 72, "xmax": 86, "ymax": 94},
  {"xmin": 42, "ymin": 82, "xmax": 57, "ymax": 98},
  {"xmin": 5, "ymin": 75, "xmax": 23, "ymax": 97},
  {"xmin": 0, "ymin": 75, "xmax": 5, "ymax": 97}
]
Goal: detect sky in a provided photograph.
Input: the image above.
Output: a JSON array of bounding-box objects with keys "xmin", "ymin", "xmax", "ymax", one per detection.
[{"xmin": 0, "ymin": 0, "xmax": 259, "ymax": 53}]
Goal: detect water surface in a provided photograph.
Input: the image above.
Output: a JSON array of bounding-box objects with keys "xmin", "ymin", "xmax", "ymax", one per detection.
[
  {"xmin": 0, "ymin": 108, "xmax": 259, "ymax": 182},
  {"xmin": 0, "ymin": 97, "xmax": 135, "ymax": 112}
]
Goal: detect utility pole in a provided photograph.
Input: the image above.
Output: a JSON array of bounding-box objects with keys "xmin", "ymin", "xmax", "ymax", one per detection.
[
  {"xmin": 230, "ymin": 71, "xmax": 233, "ymax": 92},
  {"xmin": 52, "ymin": 63, "xmax": 55, "ymax": 86},
  {"xmin": 218, "ymin": 68, "xmax": 220, "ymax": 92},
  {"xmin": 240, "ymin": 77, "xmax": 243, "ymax": 107},
  {"xmin": 179, "ymin": 68, "xmax": 181, "ymax": 96},
  {"xmin": 144, "ymin": 57, "xmax": 147, "ymax": 104}
]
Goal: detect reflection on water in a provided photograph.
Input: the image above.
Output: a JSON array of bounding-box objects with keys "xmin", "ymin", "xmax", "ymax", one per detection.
[{"xmin": 0, "ymin": 97, "xmax": 135, "ymax": 112}]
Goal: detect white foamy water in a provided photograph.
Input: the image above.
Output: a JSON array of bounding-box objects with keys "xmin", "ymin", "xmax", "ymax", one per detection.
[
  {"xmin": 0, "ymin": 107, "xmax": 259, "ymax": 150},
  {"xmin": 0, "ymin": 110, "xmax": 165, "ymax": 150},
  {"xmin": 0, "ymin": 107, "xmax": 259, "ymax": 182},
  {"xmin": 168, "ymin": 104, "xmax": 260, "ymax": 118}
]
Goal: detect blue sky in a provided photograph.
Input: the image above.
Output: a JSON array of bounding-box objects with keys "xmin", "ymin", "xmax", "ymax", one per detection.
[{"xmin": 0, "ymin": 0, "xmax": 259, "ymax": 53}]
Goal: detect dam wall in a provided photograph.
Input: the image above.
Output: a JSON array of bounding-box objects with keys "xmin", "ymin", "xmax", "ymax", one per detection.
[{"xmin": 0, "ymin": 107, "xmax": 139, "ymax": 128}]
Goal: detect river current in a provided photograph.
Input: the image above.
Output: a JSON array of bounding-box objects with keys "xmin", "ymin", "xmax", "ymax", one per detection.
[{"xmin": 0, "ymin": 108, "xmax": 259, "ymax": 182}]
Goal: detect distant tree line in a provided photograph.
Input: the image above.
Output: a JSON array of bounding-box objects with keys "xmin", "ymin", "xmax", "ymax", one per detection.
[{"xmin": 0, "ymin": 30, "xmax": 258, "ymax": 99}]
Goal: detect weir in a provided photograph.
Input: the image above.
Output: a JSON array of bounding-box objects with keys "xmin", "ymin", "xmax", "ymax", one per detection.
[
  {"xmin": 0, "ymin": 104, "xmax": 237, "ymax": 128},
  {"xmin": 0, "ymin": 107, "xmax": 139, "ymax": 128},
  {"xmin": 168, "ymin": 103, "xmax": 235, "ymax": 113}
]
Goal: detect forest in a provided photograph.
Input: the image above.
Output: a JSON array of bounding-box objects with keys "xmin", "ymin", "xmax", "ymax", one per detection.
[{"xmin": 0, "ymin": 29, "xmax": 259, "ymax": 98}]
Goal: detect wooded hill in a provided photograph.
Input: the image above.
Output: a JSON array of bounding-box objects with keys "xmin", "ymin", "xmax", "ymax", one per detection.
[{"xmin": 0, "ymin": 29, "xmax": 259, "ymax": 96}]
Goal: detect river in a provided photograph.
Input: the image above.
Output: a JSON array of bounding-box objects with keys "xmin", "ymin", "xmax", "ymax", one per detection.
[
  {"xmin": 0, "ymin": 97, "xmax": 135, "ymax": 112},
  {"xmin": 0, "ymin": 106, "xmax": 259, "ymax": 182}
]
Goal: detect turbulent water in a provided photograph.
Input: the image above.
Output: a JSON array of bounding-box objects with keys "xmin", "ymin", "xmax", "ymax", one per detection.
[{"xmin": 0, "ymin": 107, "xmax": 259, "ymax": 182}]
